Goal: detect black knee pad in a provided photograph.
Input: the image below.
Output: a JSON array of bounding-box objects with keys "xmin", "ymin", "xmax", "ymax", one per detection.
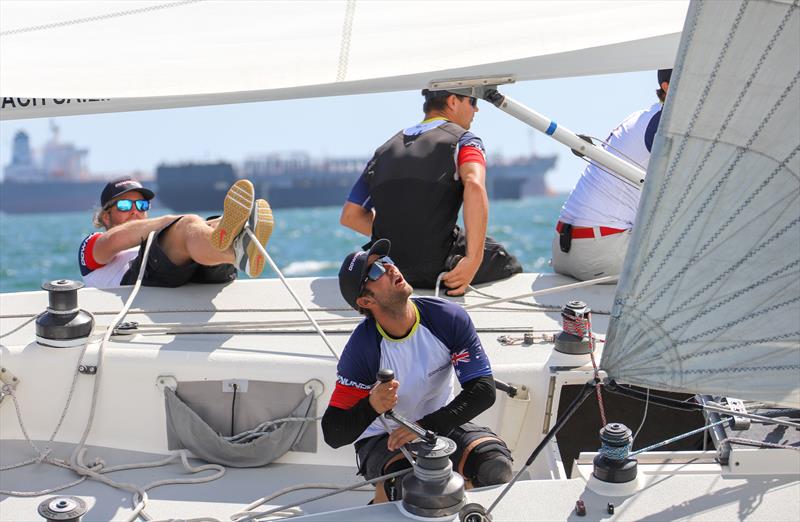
[
  {"xmin": 382, "ymin": 458, "xmax": 411, "ymax": 501},
  {"xmin": 472, "ymin": 451, "xmax": 513, "ymax": 487},
  {"xmin": 465, "ymin": 441, "xmax": 513, "ymax": 487}
]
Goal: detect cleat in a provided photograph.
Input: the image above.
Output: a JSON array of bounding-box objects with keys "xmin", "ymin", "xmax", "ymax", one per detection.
[
  {"xmin": 233, "ymin": 199, "xmax": 274, "ymax": 278},
  {"xmin": 211, "ymin": 179, "xmax": 255, "ymax": 251}
]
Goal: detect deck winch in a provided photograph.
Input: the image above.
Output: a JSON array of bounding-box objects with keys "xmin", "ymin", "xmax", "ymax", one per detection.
[
  {"xmin": 37, "ymin": 496, "xmax": 87, "ymax": 522},
  {"xmin": 35, "ymin": 279, "xmax": 94, "ymax": 348},
  {"xmin": 376, "ymin": 369, "xmax": 467, "ymax": 519},
  {"xmin": 554, "ymin": 300, "xmax": 592, "ymax": 355},
  {"xmin": 593, "ymin": 423, "xmax": 638, "ymax": 483},
  {"xmin": 400, "ymin": 435, "xmax": 466, "ymax": 519}
]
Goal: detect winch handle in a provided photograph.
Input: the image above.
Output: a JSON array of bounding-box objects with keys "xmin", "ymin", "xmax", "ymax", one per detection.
[
  {"xmin": 494, "ymin": 379, "xmax": 518, "ymax": 398},
  {"xmin": 377, "ymin": 368, "xmax": 395, "ymax": 384},
  {"xmin": 376, "ymin": 369, "xmax": 437, "ymax": 444}
]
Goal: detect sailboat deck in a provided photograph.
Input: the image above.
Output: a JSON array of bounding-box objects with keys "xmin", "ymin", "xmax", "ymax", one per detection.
[{"xmin": 2, "ymin": 274, "xmax": 798, "ymax": 521}]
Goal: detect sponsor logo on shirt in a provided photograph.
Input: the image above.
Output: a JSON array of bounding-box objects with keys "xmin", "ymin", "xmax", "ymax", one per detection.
[
  {"xmin": 428, "ymin": 361, "xmax": 452, "ymax": 378},
  {"xmin": 79, "ymin": 238, "xmax": 89, "ymax": 269},
  {"xmin": 336, "ymin": 374, "xmax": 372, "ymax": 390}
]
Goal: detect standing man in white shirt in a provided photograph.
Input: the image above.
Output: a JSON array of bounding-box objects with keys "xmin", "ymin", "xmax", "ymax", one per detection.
[{"xmin": 552, "ymin": 69, "xmax": 671, "ymax": 281}]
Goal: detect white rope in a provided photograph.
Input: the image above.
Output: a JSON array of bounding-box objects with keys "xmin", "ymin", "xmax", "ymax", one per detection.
[
  {"xmin": 463, "ymin": 275, "xmax": 618, "ymax": 310},
  {"xmin": 631, "ymin": 388, "xmax": 650, "ymax": 444},
  {"xmin": 231, "ymin": 483, "xmax": 372, "ymax": 521},
  {"xmin": 434, "ymin": 272, "xmax": 446, "ymax": 297},
  {"xmin": 0, "ymin": 0, "xmax": 202, "ymax": 37},
  {"xmin": 225, "ymin": 416, "xmax": 322, "ymax": 444},
  {"xmin": 336, "ymin": 0, "xmax": 357, "ymax": 82},
  {"xmin": 232, "ymin": 468, "xmax": 411, "ymax": 522},
  {"xmin": 245, "ymin": 227, "xmax": 339, "ymax": 360}
]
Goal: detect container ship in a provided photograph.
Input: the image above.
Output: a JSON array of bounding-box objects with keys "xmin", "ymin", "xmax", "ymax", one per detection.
[
  {"xmin": 157, "ymin": 152, "xmax": 557, "ymax": 212},
  {"xmin": 0, "ymin": 123, "xmax": 153, "ymax": 214}
]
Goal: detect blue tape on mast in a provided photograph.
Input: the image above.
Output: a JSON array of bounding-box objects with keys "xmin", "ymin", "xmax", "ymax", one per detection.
[{"xmin": 545, "ymin": 121, "xmax": 557, "ymax": 135}]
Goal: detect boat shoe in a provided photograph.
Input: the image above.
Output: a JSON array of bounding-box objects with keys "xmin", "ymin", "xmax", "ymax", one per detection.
[
  {"xmin": 211, "ymin": 179, "xmax": 255, "ymax": 250},
  {"xmin": 233, "ymin": 198, "xmax": 274, "ymax": 278}
]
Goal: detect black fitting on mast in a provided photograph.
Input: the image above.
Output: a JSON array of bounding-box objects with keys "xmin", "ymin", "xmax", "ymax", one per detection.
[{"xmin": 484, "ymin": 88, "xmax": 505, "ymax": 108}]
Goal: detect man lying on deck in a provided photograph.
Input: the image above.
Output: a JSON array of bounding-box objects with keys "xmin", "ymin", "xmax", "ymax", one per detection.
[
  {"xmin": 322, "ymin": 239, "xmax": 513, "ymax": 504},
  {"xmin": 78, "ymin": 177, "xmax": 273, "ymax": 289}
]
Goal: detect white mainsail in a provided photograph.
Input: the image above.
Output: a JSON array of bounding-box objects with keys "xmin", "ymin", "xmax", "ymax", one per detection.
[
  {"xmin": 0, "ymin": 0, "xmax": 687, "ymax": 120},
  {"xmin": 602, "ymin": 0, "xmax": 800, "ymax": 406}
]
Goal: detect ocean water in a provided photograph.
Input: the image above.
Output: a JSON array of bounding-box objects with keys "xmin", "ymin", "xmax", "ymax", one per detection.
[{"xmin": 0, "ymin": 197, "xmax": 563, "ymax": 293}]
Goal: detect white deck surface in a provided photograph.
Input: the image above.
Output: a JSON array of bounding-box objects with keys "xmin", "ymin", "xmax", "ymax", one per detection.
[{"xmin": 2, "ymin": 274, "xmax": 798, "ymax": 521}]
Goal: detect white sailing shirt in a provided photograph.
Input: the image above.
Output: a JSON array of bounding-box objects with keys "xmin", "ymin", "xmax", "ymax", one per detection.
[
  {"xmin": 559, "ymin": 102, "xmax": 663, "ymax": 228},
  {"xmin": 329, "ymin": 297, "xmax": 492, "ymax": 442},
  {"xmin": 78, "ymin": 232, "xmax": 138, "ymax": 288}
]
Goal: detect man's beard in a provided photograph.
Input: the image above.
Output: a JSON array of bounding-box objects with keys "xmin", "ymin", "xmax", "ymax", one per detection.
[{"xmin": 376, "ymin": 282, "xmax": 413, "ymax": 316}]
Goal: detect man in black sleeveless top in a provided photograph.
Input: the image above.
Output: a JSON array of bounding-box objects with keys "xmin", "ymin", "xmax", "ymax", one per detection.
[{"xmin": 340, "ymin": 89, "xmax": 521, "ymax": 295}]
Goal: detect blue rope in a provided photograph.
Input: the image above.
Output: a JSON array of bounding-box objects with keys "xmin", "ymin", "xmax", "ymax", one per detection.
[
  {"xmin": 599, "ymin": 441, "xmax": 632, "ymax": 461},
  {"xmin": 629, "ymin": 418, "xmax": 730, "ymax": 457}
]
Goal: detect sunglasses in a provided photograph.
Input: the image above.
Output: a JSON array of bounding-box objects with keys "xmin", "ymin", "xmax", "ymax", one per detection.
[
  {"xmin": 458, "ymin": 95, "xmax": 478, "ymax": 108},
  {"xmin": 107, "ymin": 199, "xmax": 151, "ymax": 212},
  {"xmin": 360, "ymin": 256, "xmax": 395, "ymax": 291}
]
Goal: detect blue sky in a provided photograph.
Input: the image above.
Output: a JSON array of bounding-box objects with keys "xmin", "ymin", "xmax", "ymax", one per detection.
[{"xmin": 0, "ymin": 70, "xmax": 660, "ymax": 193}]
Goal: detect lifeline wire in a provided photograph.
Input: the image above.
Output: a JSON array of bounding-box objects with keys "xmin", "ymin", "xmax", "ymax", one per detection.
[{"xmin": 245, "ymin": 227, "xmax": 339, "ymax": 360}]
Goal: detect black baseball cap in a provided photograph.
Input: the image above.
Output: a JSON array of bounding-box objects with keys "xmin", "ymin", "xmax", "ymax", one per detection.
[
  {"xmin": 100, "ymin": 177, "xmax": 155, "ymax": 208},
  {"xmin": 422, "ymin": 88, "xmax": 457, "ymax": 100},
  {"xmin": 338, "ymin": 238, "xmax": 391, "ymax": 310},
  {"xmin": 658, "ymin": 69, "xmax": 672, "ymax": 85}
]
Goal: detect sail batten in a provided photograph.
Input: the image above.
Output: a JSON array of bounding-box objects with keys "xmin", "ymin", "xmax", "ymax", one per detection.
[{"xmin": 603, "ymin": 0, "xmax": 800, "ymax": 406}]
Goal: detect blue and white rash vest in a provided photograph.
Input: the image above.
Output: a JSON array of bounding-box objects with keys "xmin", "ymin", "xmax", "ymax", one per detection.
[{"xmin": 328, "ymin": 297, "xmax": 492, "ymax": 441}]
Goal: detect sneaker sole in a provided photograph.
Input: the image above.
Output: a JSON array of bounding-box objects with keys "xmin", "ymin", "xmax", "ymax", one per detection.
[
  {"xmin": 246, "ymin": 199, "xmax": 274, "ymax": 277},
  {"xmin": 211, "ymin": 179, "xmax": 255, "ymax": 251}
]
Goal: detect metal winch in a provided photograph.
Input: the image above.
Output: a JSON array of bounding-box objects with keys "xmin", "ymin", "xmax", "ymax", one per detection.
[
  {"xmin": 593, "ymin": 422, "xmax": 638, "ymax": 483},
  {"xmin": 554, "ymin": 300, "xmax": 592, "ymax": 355},
  {"xmin": 37, "ymin": 496, "xmax": 87, "ymax": 522},
  {"xmin": 35, "ymin": 280, "xmax": 94, "ymax": 348},
  {"xmin": 401, "ymin": 435, "xmax": 466, "ymax": 519}
]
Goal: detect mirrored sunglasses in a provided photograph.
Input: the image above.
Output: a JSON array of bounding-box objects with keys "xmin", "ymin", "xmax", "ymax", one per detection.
[
  {"xmin": 364, "ymin": 256, "xmax": 395, "ymax": 283},
  {"xmin": 108, "ymin": 199, "xmax": 150, "ymax": 212}
]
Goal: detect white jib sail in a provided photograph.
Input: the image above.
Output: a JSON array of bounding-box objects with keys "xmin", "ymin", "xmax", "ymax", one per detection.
[
  {"xmin": 602, "ymin": 0, "xmax": 800, "ymax": 407},
  {"xmin": 0, "ymin": 0, "xmax": 687, "ymax": 120}
]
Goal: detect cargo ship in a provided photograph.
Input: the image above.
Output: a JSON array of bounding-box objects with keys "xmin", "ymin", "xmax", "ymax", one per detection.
[
  {"xmin": 156, "ymin": 152, "xmax": 557, "ymax": 212},
  {"xmin": 0, "ymin": 123, "xmax": 153, "ymax": 214}
]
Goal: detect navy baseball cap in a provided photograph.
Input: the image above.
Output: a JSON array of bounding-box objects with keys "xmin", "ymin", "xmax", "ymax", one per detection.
[
  {"xmin": 658, "ymin": 69, "xmax": 672, "ymax": 85},
  {"xmin": 338, "ymin": 239, "xmax": 391, "ymax": 310},
  {"xmin": 100, "ymin": 177, "xmax": 155, "ymax": 208}
]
